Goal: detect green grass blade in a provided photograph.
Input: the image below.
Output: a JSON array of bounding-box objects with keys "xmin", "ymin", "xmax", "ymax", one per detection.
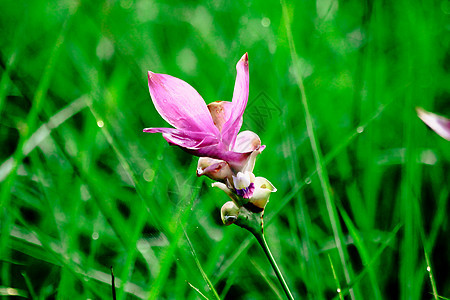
[
  {"xmin": 184, "ymin": 229, "xmax": 221, "ymax": 300},
  {"xmin": 281, "ymin": 1, "xmax": 357, "ymax": 298}
]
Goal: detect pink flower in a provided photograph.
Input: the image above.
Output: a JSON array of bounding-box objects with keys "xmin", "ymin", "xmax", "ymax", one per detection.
[
  {"xmin": 417, "ymin": 107, "xmax": 450, "ymax": 141},
  {"xmin": 144, "ymin": 53, "xmax": 264, "ymax": 171}
]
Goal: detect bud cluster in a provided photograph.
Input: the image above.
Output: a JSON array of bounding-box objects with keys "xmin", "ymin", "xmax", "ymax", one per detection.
[{"xmin": 196, "ymin": 135, "xmax": 276, "ymax": 227}]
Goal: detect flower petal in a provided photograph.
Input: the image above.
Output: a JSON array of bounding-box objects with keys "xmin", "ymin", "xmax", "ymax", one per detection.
[
  {"xmin": 197, "ymin": 157, "xmax": 233, "ymax": 181},
  {"xmin": 143, "ymin": 127, "xmax": 219, "ymax": 149},
  {"xmin": 417, "ymin": 107, "xmax": 450, "ymax": 141},
  {"xmin": 254, "ymin": 176, "xmax": 277, "ymax": 192},
  {"xmin": 232, "ymin": 131, "xmax": 266, "ymax": 173},
  {"xmin": 147, "ymin": 71, "xmax": 219, "ymax": 134},
  {"xmin": 207, "ymin": 101, "xmax": 233, "ymax": 132},
  {"xmin": 233, "ymin": 130, "xmax": 262, "ymax": 153},
  {"xmin": 232, "ymin": 172, "xmax": 252, "ymax": 190},
  {"xmin": 249, "ymin": 177, "xmax": 277, "ymax": 210},
  {"xmin": 221, "ymin": 53, "xmax": 249, "ymax": 148},
  {"xmin": 186, "ymin": 145, "xmax": 252, "ymax": 171},
  {"xmin": 144, "ymin": 127, "xmax": 252, "ymax": 169},
  {"xmin": 241, "ymin": 145, "xmax": 265, "ymax": 173}
]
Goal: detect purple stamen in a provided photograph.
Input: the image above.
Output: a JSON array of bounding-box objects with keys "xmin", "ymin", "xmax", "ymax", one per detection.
[{"xmin": 235, "ymin": 182, "xmax": 255, "ymax": 199}]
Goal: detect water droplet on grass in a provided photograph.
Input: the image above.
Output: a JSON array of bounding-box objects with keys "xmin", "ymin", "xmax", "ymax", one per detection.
[
  {"xmin": 261, "ymin": 17, "xmax": 271, "ymax": 27},
  {"xmin": 143, "ymin": 169, "xmax": 155, "ymax": 182}
]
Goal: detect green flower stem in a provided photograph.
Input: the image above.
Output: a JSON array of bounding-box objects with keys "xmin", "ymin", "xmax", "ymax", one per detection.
[
  {"xmin": 253, "ymin": 231, "xmax": 295, "ymax": 300},
  {"xmin": 234, "ymin": 207, "xmax": 294, "ymax": 299}
]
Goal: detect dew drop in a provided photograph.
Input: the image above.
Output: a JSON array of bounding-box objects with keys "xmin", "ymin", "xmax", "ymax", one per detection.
[
  {"xmin": 261, "ymin": 17, "xmax": 271, "ymax": 27},
  {"xmin": 427, "ymin": 266, "xmax": 431, "ymax": 272},
  {"xmin": 92, "ymin": 232, "xmax": 99, "ymax": 240},
  {"xmin": 337, "ymin": 288, "xmax": 341, "ymax": 293},
  {"xmin": 356, "ymin": 126, "xmax": 364, "ymax": 133},
  {"xmin": 305, "ymin": 177, "xmax": 312, "ymax": 185},
  {"xmin": 97, "ymin": 120, "xmax": 104, "ymax": 128},
  {"xmin": 143, "ymin": 168, "xmax": 155, "ymax": 182}
]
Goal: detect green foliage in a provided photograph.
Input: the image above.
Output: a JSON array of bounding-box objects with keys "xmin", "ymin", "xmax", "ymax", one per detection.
[{"xmin": 0, "ymin": 0, "xmax": 449, "ymax": 299}]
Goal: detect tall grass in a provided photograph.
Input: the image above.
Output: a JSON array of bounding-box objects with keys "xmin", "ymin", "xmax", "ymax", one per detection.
[{"xmin": 0, "ymin": 0, "xmax": 449, "ymax": 299}]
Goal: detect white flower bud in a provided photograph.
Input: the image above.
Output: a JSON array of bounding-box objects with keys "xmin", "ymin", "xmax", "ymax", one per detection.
[
  {"xmin": 232, "ymin": 172, "xmax": 250, "ymax": 190},
  {"xmin": 221, "ymin": 201, "xmax": 240, "ymax": 225},
  {"xmin": 232, "ymin": 171, "xmax": 256, "ymax": 199},
  {"xmin": 197, "ymin": 157, "xmax": 233, "ymax": 181}
]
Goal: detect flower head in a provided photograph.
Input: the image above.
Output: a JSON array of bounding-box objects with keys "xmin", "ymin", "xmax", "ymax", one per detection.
[
  {"xmin": 143, "ymin": 53, "xmax": 275, "ymax": 227},
  {"xmin": 144, "ymin": 53, "xmax": 264, "ymax": 171}
]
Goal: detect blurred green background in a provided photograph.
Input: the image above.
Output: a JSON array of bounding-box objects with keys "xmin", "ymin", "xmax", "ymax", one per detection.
[{"xmin": 0, "ymin": 0, "xmax": 449, "ymax": 299}]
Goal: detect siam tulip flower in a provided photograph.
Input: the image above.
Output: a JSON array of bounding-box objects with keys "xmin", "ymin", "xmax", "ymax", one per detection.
[
  {"xmin": 143, "ymin": 53, "xmax": 264, "ymax": 171},
  {"xmin": 417, "ymin": 107, "xmax": 450, "ymax": 141},
  {"xmin": 142, "ymin": 52, "xmax": 293, "ymax": 299}
]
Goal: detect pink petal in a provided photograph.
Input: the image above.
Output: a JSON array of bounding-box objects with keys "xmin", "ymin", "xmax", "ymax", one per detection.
[
  {"xmin": 143, "ymin": 127, "xmax": 251, "ymax": 169},
  {"xmin": 147, "ymin": 72, "xmax": 219, "ymax": 135},
  {"xmin": 232, "ymin": 131, "xmax": 265, "ymax": 173},
  {"xmin": 143, "ymin": 127, "xmax": 218, "ymax": 149},
  {"xmin": 232, "ymin": 130, "xmax": 262, "ymax": 153},
  {"xmin": 417, "ymin": 107, "xmax": 450, "ymax": 141},
  {"xmin": 185, "ymin": 144, "xmax": 251, "ymax": 171},
  {"xmin": 221, "ymin": 53, "xmax": 249, "ymax": 149}
]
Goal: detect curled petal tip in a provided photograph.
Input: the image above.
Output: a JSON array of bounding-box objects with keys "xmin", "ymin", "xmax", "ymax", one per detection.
[{"xmin": 241, "ymin": 53, "xmax": 248, "ymax": 65}]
